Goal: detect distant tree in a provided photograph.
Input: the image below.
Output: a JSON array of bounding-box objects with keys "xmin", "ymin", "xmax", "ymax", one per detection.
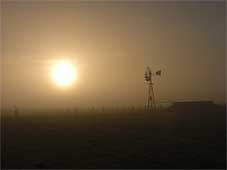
[
  {"xmin": 13, "ymin": 105, "xmax": 19, "ymax": 119},
  {"xmin": 101, "ymin": 107, "xmax": 105, "ymax": 113},
  {"xmin": 74, "ymin": 107, "xmax": 78, "ymax": 114}
]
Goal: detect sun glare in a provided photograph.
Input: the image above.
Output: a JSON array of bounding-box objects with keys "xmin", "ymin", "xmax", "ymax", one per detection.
[{"xmin": 51, "ymin": 60, "xmax": 77, "ymax": 87}]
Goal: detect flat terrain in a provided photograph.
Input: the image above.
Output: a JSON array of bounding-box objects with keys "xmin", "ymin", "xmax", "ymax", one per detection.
[{"xmin": 1, "ymin": 107, "xmax": 226, "ymax": 169}]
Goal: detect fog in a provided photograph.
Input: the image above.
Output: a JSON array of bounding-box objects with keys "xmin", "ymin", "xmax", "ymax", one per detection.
[{"xmin": 1, "ymin": 1, "xmax": 226, "ymax": 109}]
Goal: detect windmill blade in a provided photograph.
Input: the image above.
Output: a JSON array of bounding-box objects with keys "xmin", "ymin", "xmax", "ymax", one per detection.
[{"xmin": 156, "ymin": 70, "xmax": 161, "ymax": 76}]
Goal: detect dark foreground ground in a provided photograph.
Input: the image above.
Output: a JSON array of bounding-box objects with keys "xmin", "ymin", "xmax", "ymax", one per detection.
[{"xmin": 1, "ymin": 106, "xmax": 226, "ymax": 169}]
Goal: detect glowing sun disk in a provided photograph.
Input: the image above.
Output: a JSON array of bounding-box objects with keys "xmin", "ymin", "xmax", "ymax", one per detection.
[{"xmin": 51, "ymin": 60, "xmax": 76, "ymax": 87}]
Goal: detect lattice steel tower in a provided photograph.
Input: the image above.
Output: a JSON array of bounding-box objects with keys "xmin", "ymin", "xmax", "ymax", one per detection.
[{"xmin": 145, "ymin": 67, "xmax": 155, "ymax": 111}]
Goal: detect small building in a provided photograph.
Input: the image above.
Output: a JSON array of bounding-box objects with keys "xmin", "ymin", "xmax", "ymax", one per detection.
[
  {"xmin": 168, "ymin": 100, "xmax": 225, "ymax": 125},
  {"xmin": 170, "ymin": 101, "xmax": 214, "ymax": 113}
]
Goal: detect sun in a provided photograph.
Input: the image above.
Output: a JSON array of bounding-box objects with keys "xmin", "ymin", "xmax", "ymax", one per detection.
[{"xmin": 51, "ymin": 60, "xmax": 77, "ymax": 87}]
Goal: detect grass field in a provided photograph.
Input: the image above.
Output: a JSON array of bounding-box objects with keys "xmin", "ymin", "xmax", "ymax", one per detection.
[{"xmin": 1, "ymin": 106, "xmax": 226, "ymax": 169}]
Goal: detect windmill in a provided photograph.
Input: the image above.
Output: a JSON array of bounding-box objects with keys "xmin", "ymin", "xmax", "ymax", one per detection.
[{"xmin": 144, "ymin": 67, "xmax": 161, "ymax": 111}]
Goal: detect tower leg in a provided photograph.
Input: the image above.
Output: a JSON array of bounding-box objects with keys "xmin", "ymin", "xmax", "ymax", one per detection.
[
  {"xmin": 147, "ymin": 81, "xmax": 153, "ymax": 112},
  {"xmin": 147, "ymin": 84, "xmax": 150, "ymax": 111},
  {"xmin": 150, "ymin": 83, "xmax": 156, "ymax": 110}
]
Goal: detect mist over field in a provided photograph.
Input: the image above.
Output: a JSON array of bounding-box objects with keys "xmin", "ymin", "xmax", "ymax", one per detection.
[
  {"xmin": 2, "ymin": 1, "xmax": 226, "ymax": 110},
  {"xmin": 1, "ymin": 0, "xmax": 226, "ymax": 169}
]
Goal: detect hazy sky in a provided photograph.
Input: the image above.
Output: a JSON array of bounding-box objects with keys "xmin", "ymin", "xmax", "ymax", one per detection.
[{"xmin": 2, "ymin": 1, "xmax": 226, "ymax": 109}]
